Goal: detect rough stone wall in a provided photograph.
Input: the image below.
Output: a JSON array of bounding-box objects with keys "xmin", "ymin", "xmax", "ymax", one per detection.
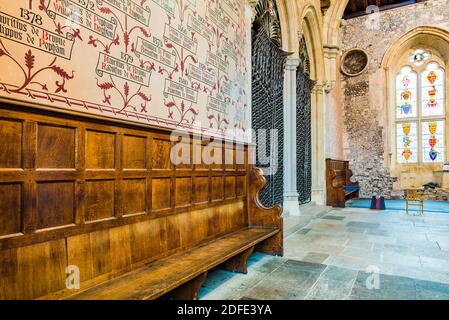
[
  {"xmin": 343, "ymin": 75, "xmax": 397, "ymax": 197},
  {"xmin": 340, "ymin": 0, "xmax": 449, "ymax": 198}
]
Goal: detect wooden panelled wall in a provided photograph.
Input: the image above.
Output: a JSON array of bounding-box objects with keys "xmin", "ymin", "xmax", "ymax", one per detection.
[{"xmin": 0, "ymin": 105, "xmax": 249, "ymax": 299}]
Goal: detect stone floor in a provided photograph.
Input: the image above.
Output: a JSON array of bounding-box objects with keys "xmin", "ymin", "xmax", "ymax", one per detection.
[{"xmin": 199, "ymin": 206, "xmax": 449, "ymax": 300}]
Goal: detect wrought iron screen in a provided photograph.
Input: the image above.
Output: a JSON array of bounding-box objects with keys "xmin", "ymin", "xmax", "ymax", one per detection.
[
  {"xmin": 251, "ymin": 25, "xmax": 287, "ymax": 207},
  {"xmin": 296, "ymin": 67, "xmax": 314, "ymax": 204}
]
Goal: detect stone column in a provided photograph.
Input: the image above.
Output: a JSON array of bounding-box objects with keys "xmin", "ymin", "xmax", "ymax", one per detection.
[
  {"xmin": 311, "ymin": 81, "xmax": 327, "ymax": 205},
  {"xmin": 283, "ymin": 58, "xmax": 301, "ymax": 216},
  {"xmin": 312, "ymin": 45, "xmax": 340, "ymax": 205}
]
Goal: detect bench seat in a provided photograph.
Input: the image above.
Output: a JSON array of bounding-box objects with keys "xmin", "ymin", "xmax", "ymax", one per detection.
[
  {"xmin": 64, "ymin": 227, "xmax": 279, "ymax": 300},
  {"xmin": 344, "ymin": 185, "xmax": 360, "ymax": 196},
  {"xmin": 344, "ymin": 190, "xmax": 357, "ymax": 196}
]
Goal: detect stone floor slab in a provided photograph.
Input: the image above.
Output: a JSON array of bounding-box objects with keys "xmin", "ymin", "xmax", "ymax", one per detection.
[
  {"xmin": 415, "ymin": 280, "xmax": 449, "ymax": 300},
  {"xmin": 302, "ymin": 252, "xmax": 330, "ymax": 264},
  {"xmin": 346, "ymin": 221, "xmax": 381, "ymax": 229},
  {"xmin": 305, "ymin": 278, "xmax": 353, "ymax": 300},
  {"xmin": 296, "ymin": 228, "xmax": 312, "ymax": 235},
  {"xmin": 350, "ymin": 272, "xmax": 417, "ymax": 300},
  {"xmin": 322, "ymin": 215, "xmax": 346, "ymax": 221},
  {"xmin": 199, "ymin": 208, "xmax": 449, "ymax": 300},
  {"xmin": 319, "ymin": 265, "xmax": 358, "ymax": 283}
]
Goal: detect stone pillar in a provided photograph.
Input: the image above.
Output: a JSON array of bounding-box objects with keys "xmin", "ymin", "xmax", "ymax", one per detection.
[
  {"xmin": 313, "ymin": 45, "xmax": 340, "ymax": 205},
  {"xmin": 283, "ymin": 58, "xmax": 301, "ymax": 216},
  {"xmin": 311, "ymin": 82, "xmax": 327, "ymax": 205}
]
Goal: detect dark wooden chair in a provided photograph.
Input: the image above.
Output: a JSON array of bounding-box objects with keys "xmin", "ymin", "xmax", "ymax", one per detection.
[
  {"xmin": 0, "ymin": 104, "xmax": 282, "ymax": 300},
  {"xmin": 326, "ymin": 158, "xmax": 360, "ymax": 208}
]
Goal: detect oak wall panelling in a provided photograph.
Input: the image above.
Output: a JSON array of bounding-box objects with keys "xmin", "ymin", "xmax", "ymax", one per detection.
[{"xmin": 0, "ymin": 103, "xmax": 256, "ymax": 300}]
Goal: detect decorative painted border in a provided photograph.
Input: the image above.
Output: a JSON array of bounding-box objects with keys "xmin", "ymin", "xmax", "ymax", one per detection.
[{"xmin": 0, "ymin": 82, "xmax": 248, "ymax": 141}]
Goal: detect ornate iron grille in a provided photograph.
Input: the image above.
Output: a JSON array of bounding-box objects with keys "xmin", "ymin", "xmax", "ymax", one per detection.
[
  {"xmin": 254, "ymin": 0, "xmax": 283, "ymax": 47},
  {"xmin": 296, "ymin": 35, "xmax": 313, "ymax": 205},
  {"xmin": 296, "ymin": 68, "xmax": 314, "ymax": 204},
  {"xmin": 251, "ymin": 26, "xmax": 287, "ymax": 207}
]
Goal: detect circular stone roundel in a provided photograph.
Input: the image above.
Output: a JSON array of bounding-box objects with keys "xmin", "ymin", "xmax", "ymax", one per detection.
[{"xmin": 341, "ymin": 49, "xmax": 369, "ymax": 77}]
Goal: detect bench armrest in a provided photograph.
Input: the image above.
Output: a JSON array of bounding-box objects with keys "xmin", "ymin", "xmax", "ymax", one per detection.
[
  {"xmin": 328, "ymin": 169, "xmax": 345, "ymax": 189},
  {"xmin": 247, "ymin": 167, "xmax": 283, "ymax": 256},
  {"xmin": 248, "ymin": 167, "xmax": 283, "ymax": 228},
  {"xmin": 346, "ymin": 169, "xmax": 359, "ymax": 186}
]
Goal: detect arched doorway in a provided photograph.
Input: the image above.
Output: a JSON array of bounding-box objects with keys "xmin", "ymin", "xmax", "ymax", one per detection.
[{"xmin": 282, "ymin": 5, "xmax": 326, "ymax": 213}]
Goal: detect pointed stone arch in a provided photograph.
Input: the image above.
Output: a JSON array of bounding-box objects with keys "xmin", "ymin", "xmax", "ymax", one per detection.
[
  {"xmin": 302, "ymin": 5, "xmax": 327, "ymax": 205},
  {"xmin": 248, "ymin": 0, "xmax": 330, "ymax": 212},
  {"xmin": 382, "ymin": 26, "xmax": 449, "ymax": 189},
  {"xmin": 301, "ymin": 5, "xmax": 325, "ymax": 83},
  {"xmin": 282, "ymin": 2, "xmax": 328, "ymax": 213},
  {"xmin": 323, "ymin": 0, "xmax": 349, "ymax": 48},
  {"xmin": 250, "ymin": 0, "xmax": 290, "ymax": 207},
  {"xmin": 382, "ymin": 26, "xmax": 449, "ymax": 69}
]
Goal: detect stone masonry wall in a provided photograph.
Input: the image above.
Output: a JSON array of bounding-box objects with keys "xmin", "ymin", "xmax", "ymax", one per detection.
[{"xmin": 340, "ymin": 0, "xmax": 449, "ymax": 198}]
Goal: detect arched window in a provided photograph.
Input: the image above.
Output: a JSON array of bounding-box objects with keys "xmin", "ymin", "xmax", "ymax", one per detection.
[{"xmin": 396, "ymin": 49, "xmax": 446, "ymax": 164}]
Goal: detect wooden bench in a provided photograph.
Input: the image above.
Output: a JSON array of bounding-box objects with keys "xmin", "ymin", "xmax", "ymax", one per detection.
[
  {"xmin": 326, "ymin": 158, "xmax": 360, "ymax": 208},
  {"xmin": 64, "ymin": 227, "xmax": 278, "ymax": 300},
  {"xmin": 0, "ymin": 104, "xmax": 283, "ymax": 300}
]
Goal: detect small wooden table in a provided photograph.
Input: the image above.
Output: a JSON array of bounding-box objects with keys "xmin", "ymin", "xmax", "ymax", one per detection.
[
  {"xmin": 404, "ymin": 188, "xmax": 425, "ymax": 216},
  {"xmin": 404, "ymin": 188, "xmax": 449, "ymax": 215}
]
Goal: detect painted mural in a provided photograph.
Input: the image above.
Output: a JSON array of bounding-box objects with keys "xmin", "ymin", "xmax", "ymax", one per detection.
[{"xmin": 0, "ymin": 0, "xmax": 251, "ymax": 141}]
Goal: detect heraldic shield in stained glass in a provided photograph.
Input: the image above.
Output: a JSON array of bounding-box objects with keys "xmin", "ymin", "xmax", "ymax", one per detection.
[
  {"xmin": 396, "ymin": 66, "xmax": 417, "ymax": 119},
  {"xmin": 423, "ymin": 120, "xmax": 445, "ymax": 163},
  {"xmin": 397, "ymin": 122, "xmax": 418, "ymax": 163},
  {"xmin": 422, "ymin": 62, "xmax": 445, "ymax": 117}
]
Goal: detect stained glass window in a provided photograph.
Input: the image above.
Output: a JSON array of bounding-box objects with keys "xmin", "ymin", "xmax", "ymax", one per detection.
[
  {"xmin": 395, "ymin": 49, "xmax": 446, "ymax": 164},
  {"xmin": 421, "ymin": 62, "xmax": 445, "ymax": 117},
  {"xmin": 397, "ymin": 122, "xmax": 418, "ymax": 163},
  {"xmin": 422, "ymin": 120, "xmax": 445, "ymax": 163},
  {"xmin": 396, "ymin": 66, "xmax": 417, "ymax": 119}
]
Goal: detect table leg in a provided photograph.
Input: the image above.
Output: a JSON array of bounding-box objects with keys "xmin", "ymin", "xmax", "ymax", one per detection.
[{"xmin": 406, "ymin": 194, "xmax": 409, "ymax": 214}]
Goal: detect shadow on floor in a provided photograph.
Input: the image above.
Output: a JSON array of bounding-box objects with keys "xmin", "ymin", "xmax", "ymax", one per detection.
[{"xmin": 347, "ymin": 199, "xmax": 449, "ymax": 213}]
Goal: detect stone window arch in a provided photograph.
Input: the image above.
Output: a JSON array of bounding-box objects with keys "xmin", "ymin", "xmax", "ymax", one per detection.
[
  {"xmin": 394, "ymin": 48, "xmax": 447, "ymax": 166},
  {"xmin": 382, "ymin": 27, "xmax": 449, "ymax": 190}
]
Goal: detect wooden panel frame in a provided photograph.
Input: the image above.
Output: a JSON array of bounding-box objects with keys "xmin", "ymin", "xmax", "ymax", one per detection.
[{"xmin": 0, "ymin": 105, "xmax": 247, "ymax": 250}]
